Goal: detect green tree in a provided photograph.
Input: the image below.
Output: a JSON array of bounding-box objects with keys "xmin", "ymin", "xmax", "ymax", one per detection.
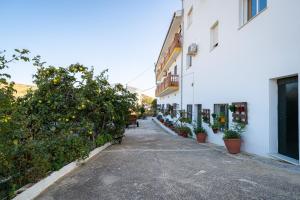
[{"xmin": 0, "ymin": 50, "xmax": 137, "ymax": 199}]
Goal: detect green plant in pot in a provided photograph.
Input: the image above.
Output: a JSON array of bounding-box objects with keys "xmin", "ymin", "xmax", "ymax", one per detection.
[
  {"xmin": 179, "ymin": 117, "xmax": 192, "ymax": 124},
  {"xmin": 194, "ymin": 126, "xmax": 207, "ymax": 143},
  {"xmin": 228, "ymin": 104, "xmax": 235, "ymax": 112},
  {"xmin": 211, "ymin": 113, "xmax": 219, "ymax": 133},
  {"xmin": 223, "ymin": 122, "xmax": 246, "ymax": 154},
  {"xmin": 177, "ymin": 125, "xmax": 191, "ymax": 138},
  {"xmin": 211, "ymin": 123, "xmax": 219, "ymax": 133}
]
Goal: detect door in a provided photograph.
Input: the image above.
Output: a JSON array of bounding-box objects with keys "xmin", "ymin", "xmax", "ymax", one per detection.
[
  {"xmin": 278, "ymin": 76, "xmax": 299, "ymax": 160},
  {"xmin": 197, "ymin": 104, "xmax": 202, "ymax": 128},
  {"xmin": 187, "ymin": 104, "xmax": 193, "ymax": 122}
]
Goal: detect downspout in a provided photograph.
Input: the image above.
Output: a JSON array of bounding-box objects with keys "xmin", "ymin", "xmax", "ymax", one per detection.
[{"xmin": 180, "ymin": 0, "xmax": 184, "ymax": 113}]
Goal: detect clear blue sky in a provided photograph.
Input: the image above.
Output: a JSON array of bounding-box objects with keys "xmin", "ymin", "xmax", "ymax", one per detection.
[{"xmin": 0, "ymin": 0, "xmax": 181, "ymax": 96}]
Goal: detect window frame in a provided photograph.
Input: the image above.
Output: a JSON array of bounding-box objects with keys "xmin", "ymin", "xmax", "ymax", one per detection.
[
  {"xmin": 213, "ymin": 104, "xmax": 229, "ymax": 132},
  {"xmin": 210, "ymin": 21, "xmax": 219, "ymax": 51},
  {"xmin": 240, "ymin": 0, "xmax": 268, "ymax": 27},
  {"xmin": 187, "ymin": 104, "xmax": 193, "ymax": 122},
  {"xmin": 186, "ymin": 54, "xmax": 192, "ymax": 68},
  {"xmin": 187, "ymin": 7, "xmax": 193, "ymax": 29}
]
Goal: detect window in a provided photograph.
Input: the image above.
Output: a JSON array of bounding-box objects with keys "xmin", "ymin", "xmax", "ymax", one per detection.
[
  {"xmin": 210, "ymin": 22, "xmax": 219, "ymax": 50},
  {"xmin": 187, "ymin": 7, "xmax": 193, "ymax": 28},
  {"xmin": 213, "ymin": 104, "xmax": 229, "ymax": 131},
  {"xmin": 241, "ymin": 0, "xmax": 267, "ymax": 25},
  {"xmin": 187, "ymin": 104, "xmax": 193, "ymax": 122},
  {"xmin": 172, "ymin": 103, "xmax": 178, "ymax": 118},
  {"xmin": 186, "ymin": 54, "xmax": 192, "ymax": 68},
  {"xmin": 174, "ymin": 65, "xmax": 177, "ymax": 75}
]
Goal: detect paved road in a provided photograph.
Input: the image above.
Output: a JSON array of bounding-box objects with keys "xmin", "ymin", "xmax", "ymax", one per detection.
[{"xmin": 37, "ymin": 119, "xmax": 300, "ymax": 200}]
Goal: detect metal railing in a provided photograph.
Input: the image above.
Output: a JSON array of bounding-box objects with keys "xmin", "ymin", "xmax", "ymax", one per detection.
[
  {"xmin": 156, "ymin": 33, "xmax": 181, "ymax": 79},
  {"xmin": 155, "ymin": 74, "xmax": 179, "ymax": 97}
]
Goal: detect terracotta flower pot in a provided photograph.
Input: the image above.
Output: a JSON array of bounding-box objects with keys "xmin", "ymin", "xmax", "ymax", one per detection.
[
  {"xmin": 196, "ymin": 133, "xmax": 207, "ymax": 143},
  {"xmin": 224, "ymin": 139, "xmax": 241, "ymax": 154},
  {"xmin": 180, "ymin": 132, "xmax": 188, "ymax": 138}
]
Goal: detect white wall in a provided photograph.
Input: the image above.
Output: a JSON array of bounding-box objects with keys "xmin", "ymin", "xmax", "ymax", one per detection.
[{"xmin": 180, "ymin": 0, "xmax": 300, "ymax": 157}]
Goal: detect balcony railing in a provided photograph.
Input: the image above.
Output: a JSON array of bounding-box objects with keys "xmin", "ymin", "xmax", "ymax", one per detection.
[
  {"xmin": 156, "ymin": 33, "xmax": 181, "ymax": 80},
  {"xmin": 155, "ymin": 74, "xmax": 179, "ymax": 97}
]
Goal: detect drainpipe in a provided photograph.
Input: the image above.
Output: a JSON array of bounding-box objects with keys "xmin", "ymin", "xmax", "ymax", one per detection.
[{"xmin": 180, "ymin": 0, "xmax": 184, "ymax": 113}]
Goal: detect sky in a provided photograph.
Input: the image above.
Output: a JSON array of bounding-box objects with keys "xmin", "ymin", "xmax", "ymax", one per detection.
[{"xmin": 0, "ymin": 0, "xmax": 181, "ymax": 96}]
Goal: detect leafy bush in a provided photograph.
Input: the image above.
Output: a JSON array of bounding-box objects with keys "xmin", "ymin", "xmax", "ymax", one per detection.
[
  {"xmin": 223, "ymin": 130, "xmax": 241, "ymax": 139},
  {"xmin": 95, "ymin": 134, "xmax": 113, "ymax": 147},
  {"xmin": 179, "ymin": 117, "xmax": 192, "ymax": 124},
  {"xmin": 177, "ymin": 125, "xmax": 192, "ymax": 136},
  {"xmin": 194, "ymin": 127, "xmax": 207, "ymax": 135},
  {"xmin": 223, "ymin": 122, "xmax": 246, "ymax": 139},
  {"xmin": 0, "ymin": 50, "xmax": 137, "ymax": 199}
]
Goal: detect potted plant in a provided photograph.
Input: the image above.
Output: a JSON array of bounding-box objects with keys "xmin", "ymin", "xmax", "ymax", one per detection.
[
  {"xmin": 211, "ymin": 113, "xmax": 217, "ymax": 119},
  {"xmin": 177, "ymin": 125, "xmax": 191, "ymax": 138},
  {"xmin": 160, "ymin": 118, "xmax": 164, "ymax": 123},
  {"xmin": 228, "ymin": 104, "xmax": 235, "ymax": 112},
  {"xmin": 194, "ymin": 126, "xmax": 207, "ymax": 143},
  {"xmin": 223, "ymin": 122, "xmax": 246, "ymax": 154},
  {"xmin": 211, "ymin": 123, "xmax": 219, "ymax": 133},
  {"xmin": 211, "ymin": 113, "xmax": 221, "ymax": 133}
]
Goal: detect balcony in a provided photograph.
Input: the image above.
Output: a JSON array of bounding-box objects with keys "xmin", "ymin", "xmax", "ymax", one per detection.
[
  {"xmin": 155, "ymin": 74, "xmax": 179, "ymax": 97},
  {"xmin": 156, "ymin": 33, "xmax": 182, "ymax": 81}
]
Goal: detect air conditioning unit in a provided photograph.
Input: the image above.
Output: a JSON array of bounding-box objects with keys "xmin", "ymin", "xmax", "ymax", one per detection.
[{"xmin": 188, "ymin": 43, "xmax": 198, "ymax": 56}]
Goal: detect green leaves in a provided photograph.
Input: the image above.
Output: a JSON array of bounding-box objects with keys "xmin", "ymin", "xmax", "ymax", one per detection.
[{"xmin": 0, "ymin": 50, "xmax": 137, "ymax": 198}]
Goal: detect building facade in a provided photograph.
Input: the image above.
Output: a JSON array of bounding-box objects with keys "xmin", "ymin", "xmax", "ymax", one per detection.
[{"xmin": 155, "ymin": 0, "xmax": 300, "ymax": 164}]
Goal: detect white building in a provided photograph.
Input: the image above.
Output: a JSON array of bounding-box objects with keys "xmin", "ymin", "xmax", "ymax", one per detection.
[{"xmin": 155, "ymin": 0, "xmax": 300, "ymax": 164}]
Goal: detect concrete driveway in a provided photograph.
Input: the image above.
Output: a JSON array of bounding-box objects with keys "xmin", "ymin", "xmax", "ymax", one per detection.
[{"xmin": 36, "ymin": 119, "xmax": 300, "ymax": 200}]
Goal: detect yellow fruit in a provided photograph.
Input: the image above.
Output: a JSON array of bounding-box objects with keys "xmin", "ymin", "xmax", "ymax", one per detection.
[{"xmin": 13, "ymin": 139, "xmax": 18, "ymax": 145}]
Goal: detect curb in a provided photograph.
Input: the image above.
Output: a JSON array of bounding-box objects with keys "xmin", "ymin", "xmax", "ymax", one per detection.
[
  {"xmin": 152, "ymin": 117, "xmax": 177, "ymax": 136},
  {"xmin": 13, "ymin": 142, "xmax": 112, "ymax": 200}
]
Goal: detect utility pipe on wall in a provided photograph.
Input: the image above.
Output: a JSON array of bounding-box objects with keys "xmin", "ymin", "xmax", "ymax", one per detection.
[{"xmin": 180, "ymin": 0, "xmax": 184, "ymax": 112}]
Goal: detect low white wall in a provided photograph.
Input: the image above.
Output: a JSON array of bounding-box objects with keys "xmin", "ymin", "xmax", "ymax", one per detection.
[{"xmin": 13, "ymin": 143, "xmax": 112, "ymax": 200}]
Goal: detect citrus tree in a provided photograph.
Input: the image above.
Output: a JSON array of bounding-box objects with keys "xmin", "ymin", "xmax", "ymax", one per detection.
[{"xmin": 0, "ymin": 50, "xmax": 137, "ymax": 199}]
